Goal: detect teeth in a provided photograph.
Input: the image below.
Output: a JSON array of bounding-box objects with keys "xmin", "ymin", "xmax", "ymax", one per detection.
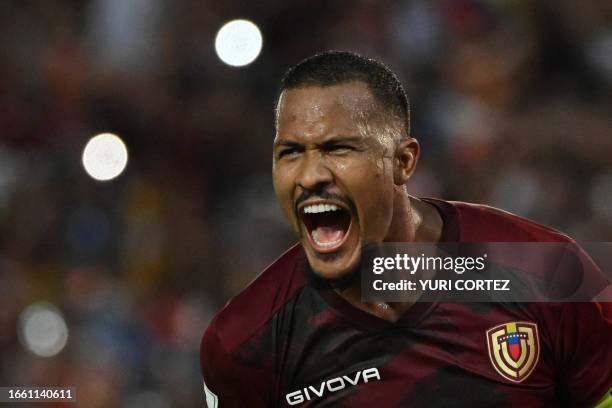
[
  {"xmin": 303, "ymin": 203, "xmax": 340, "ymax": 214},
  {"xmin": 312, "ymin": 230, "xmax": 343, "ymax": 247}
]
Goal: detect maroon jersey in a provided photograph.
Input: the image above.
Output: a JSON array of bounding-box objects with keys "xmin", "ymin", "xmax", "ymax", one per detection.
[{"xmin": 200, "ymin": 200, "xmax": 612, "ymax": 407}]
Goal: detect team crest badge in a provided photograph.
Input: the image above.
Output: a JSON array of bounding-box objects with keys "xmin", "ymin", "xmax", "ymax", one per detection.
[{"xmin": 486, "ymin": 321, "xmax": 539, "ymax": 383}]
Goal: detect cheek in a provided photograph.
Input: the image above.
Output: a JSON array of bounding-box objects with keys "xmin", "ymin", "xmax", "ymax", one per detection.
[
  {"xmin": 355, "ymin": 145, "xmax": 394, "ymax": 180},
  {"xmin": 332, "ymin": 156, "xmax": 394, "ymax": 198},
  {"xmin": 359, "ymin": 158, "xmax": 395, "ymax": 236},
  {"xmin": 273, "ymin": 171, "xmax": 294, "ymax": 215},
  {"xmin": 332, "ymin": 154, "xmax": 391, "ymax": 178},
  {"xmin": 361, "ymin": 154, "xmax": 395, "ymax": 184},
  {"xmin": 273, "ymin": 167, "xmax": 305, "ymax": 235},
  {"xmin": 374, "ymin": 156, "xmax": 392, "ymax": 179}
]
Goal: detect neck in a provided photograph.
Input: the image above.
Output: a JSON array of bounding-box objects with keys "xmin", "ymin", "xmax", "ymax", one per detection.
[
  {"xmin": 386, "ymin": 188, "xmax": 444, "ymax": 242},
  {"xmin": 334, "ymin": 190, "xmax": 444, "ymax": 322}
]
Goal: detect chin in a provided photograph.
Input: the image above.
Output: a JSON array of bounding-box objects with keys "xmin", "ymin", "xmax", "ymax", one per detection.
[
  {"xmin": 304, "ymin": 246, "xmax": 363, "ymax": 284},
  {"xmin": 309, "ymin": 261, "xmax": 352, "ymax": 280}
]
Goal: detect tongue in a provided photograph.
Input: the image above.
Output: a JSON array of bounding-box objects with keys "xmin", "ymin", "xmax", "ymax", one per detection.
[{"xmin": 312, "ymin": 225, "xmax": 344, "ymax": 245}]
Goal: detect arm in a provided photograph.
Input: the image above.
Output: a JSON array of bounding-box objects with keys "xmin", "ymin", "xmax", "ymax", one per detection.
[
  {"xmin": 200, "ymin": 318, "xmax": 269, "ymax": 407},
  {"xmin": 555, "ymin": 302, "xmax": 612, "ymax": 407}
]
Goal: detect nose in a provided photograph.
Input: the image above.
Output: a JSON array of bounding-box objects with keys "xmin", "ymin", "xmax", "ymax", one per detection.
[{"xmin": 296, "ymin": 151, "xmax": 333, "ymax": 191}]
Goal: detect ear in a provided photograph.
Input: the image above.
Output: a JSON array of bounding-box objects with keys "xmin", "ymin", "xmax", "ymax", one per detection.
[{"xmin": 393, "ymin": 137, "xmax": 419, "ymax": 185}]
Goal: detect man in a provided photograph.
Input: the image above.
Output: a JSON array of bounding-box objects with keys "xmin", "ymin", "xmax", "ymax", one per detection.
[{"xmin": 200, "ymin": 51, "xmax": 611, "ymax": 407}]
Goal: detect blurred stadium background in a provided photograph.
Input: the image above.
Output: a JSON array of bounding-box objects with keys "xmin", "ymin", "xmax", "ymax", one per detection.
[{"xmin": 0, "ymin": 0, "xmax": 611, "ymax": 406}]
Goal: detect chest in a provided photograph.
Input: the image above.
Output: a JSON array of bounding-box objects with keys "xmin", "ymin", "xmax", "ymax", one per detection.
[{"xmin": 274, "ymin": 304, "xmax": 557, "ymax": 407}]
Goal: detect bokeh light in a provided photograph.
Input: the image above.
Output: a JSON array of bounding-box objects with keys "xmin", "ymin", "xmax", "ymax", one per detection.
[
  {"xmin": 82, "ymin": 133, "xmax": 128, "ymax": 181},
  {"xmin": 18, "ymin": 302, "xmax": 69, "ymax": 358},
  {"xmin": 214, "ymin": 19, "xmax": 263, "ymax": 67}
]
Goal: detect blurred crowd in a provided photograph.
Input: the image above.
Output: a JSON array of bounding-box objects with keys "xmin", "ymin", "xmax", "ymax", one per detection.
[{"xmin": 0, "ymin": 0, "xmax": 610, "ymax": 406}]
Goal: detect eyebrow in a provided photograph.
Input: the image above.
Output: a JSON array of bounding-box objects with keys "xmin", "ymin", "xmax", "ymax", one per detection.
[
  {"xmin": 273, "ymin": 139, "xmax": 302, "ymax": 148},
  {"xmin": 320, "ymin": 135, "xmax": 363, "ymax": 145},
  {"xmin": 273, "ymin": 135, "xmax": 363, "ymax": 148}
]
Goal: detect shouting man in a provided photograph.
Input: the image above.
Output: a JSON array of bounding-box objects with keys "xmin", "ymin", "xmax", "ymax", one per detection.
[{"xmin": 200, "ymin": 51, "xmax": 611, "ymax": 407}]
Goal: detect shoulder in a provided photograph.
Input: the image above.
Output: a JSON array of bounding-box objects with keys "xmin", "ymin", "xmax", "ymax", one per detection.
[
  {"xmin": 202, "ymin": 243, "xmax": 306, "ymax": 355},
  {"xmin": 447, "ymin": 200, "xmax": 573, "ymax": 243},
  {"xmin": 199, "ymin": 245, "xmax": 306, "ymax": 404}
]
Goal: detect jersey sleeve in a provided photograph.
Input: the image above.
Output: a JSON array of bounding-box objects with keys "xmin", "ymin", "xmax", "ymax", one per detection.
[
  {"xmin": 555, "ymin": 302, "xmax": 612, "ymax": 407},
  {"xmin": 200, "ymin": 317, "xmax": 268, "ymax": 407}
]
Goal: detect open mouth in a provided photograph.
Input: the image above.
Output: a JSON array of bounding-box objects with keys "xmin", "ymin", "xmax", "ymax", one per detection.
[{"xmin": 299, "ymin": 202, "xmax": 352, "ymax": 252}]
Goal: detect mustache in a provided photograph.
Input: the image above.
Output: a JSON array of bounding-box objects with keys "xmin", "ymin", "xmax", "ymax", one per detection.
[{"xmin": 294, "ymin": 188, "xmax": 356, "ymax": 214}]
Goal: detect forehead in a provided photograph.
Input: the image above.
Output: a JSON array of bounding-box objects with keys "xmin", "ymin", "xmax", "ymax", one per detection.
[{"xmin": 276, "ymin": 82, "xmax": 376, "ymax": 135}]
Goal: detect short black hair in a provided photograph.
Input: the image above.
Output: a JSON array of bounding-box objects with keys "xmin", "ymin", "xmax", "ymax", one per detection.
[{"xmin": 277, "ymin": 50, "xmax": 410, "ymax": 137}]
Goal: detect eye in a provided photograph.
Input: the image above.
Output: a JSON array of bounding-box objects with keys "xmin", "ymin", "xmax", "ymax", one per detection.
[
  {"xmin": 277, "ymin": 147, "xmax": 301, "ymax": 159},
  {"xmin": 327, "ymin": 144, "xmax": 353, "ymax": 154}
]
